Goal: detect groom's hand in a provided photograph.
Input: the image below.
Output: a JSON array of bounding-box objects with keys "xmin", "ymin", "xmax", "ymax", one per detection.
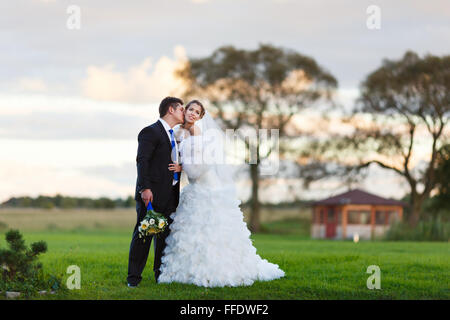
[{"xmin": 140, "ymin": 189, "xmax": 153, "ymax": 207}]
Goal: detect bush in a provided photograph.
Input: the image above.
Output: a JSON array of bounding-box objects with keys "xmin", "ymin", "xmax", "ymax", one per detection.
[
  {"xmin": 385, "ymin": 217, "xmax": 449, "ymax": 241},
  {"xmin": 0, "ymin": 229, "xmax": 64, "ymax": 297}
]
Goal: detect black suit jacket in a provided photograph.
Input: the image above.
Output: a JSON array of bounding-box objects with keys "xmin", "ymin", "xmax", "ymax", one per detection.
[{"xmin": 134, "ymin": 120, "xmax": 180, "ymax": 213}]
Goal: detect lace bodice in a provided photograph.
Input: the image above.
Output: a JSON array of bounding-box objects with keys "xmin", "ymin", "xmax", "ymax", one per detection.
[{"xmin": 180, "ymin": 135, "xmax": 220, "ymax": 186}]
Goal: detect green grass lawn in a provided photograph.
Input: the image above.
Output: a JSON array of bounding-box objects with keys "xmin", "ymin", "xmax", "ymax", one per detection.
[{"xmin": 1, "ymin": 229, "xmax": 448, "ymax": 300}]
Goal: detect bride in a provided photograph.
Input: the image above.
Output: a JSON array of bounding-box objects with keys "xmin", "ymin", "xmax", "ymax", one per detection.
[{"xmin": 158, "ymin": 100, "xmax": 285, "ymax": 287}]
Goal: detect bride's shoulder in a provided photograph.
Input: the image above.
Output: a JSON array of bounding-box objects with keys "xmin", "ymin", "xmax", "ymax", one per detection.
[
  {"xmin": 190, "ymin": 124, "xmax": 202, "ymax": 136},
  {"xmin": 176, "ymin": 125, "xmax": 202, "ymax": 141},
  {"xmin": 175, "ymin": 126, "xmax": 190, "ymax": 140}
]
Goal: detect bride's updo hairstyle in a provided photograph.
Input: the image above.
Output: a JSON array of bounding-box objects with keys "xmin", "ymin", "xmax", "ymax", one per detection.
[{"xmin": 185, "ymin": 100, "xmax": 206, "ymax": 119}]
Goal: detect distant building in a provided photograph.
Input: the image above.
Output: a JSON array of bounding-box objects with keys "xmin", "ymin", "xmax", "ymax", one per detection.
[{"xmin": 311, "ymin": 189, "xmax": 406, "ymax": 240}]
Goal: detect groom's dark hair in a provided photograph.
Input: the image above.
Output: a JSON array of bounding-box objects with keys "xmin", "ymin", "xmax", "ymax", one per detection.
[{"xmin": 159, "ymin": 97, "xmax": 184, "ymax": 118}]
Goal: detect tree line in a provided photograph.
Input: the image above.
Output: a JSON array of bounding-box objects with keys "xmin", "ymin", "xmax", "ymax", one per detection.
[
  {"xmin": 1, "ymin": 195, "xmax": 135, "ymax": 209},
  {"xmin": 0, "ymin": 195, "xmax": 315, "ymax": 210}
]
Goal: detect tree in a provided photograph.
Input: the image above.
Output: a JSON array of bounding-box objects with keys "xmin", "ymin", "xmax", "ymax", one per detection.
[
  {"xmin": 357, "ymin": 51, "xmax": 449, "ymax": 226},
  {"xmin": 0, "ymin": 230, "xmax": 47, "ymax": 282},
  {"xmin": 177, "ymin": 44, "xmax": 337, "ymax": 231},
  {"xmin": 426, "ymin": 143, "xmax": 450, "ymax": 216},
  {"xmin": 299, "ymin": 51, "xmax": 449, "ymax": 227},
  {"xmin": 0, "ymin": 229, "xmax": 64, "ymax": 296}
]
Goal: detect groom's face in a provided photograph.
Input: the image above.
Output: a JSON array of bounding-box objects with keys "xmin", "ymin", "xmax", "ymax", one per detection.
[{"xmin": 171, "ymin": 103, "xmax": 185, "ymax": 124}]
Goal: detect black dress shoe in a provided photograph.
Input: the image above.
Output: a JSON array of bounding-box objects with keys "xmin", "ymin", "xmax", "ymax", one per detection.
[{"xmin": 127, "ymin": 283, "xmax": 138, "ymax": 288}]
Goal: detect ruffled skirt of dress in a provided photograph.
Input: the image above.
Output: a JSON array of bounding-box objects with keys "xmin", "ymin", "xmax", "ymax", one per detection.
[{"xmin": 158, "ymin": 182, "xmax": 285, "ymax": 287}]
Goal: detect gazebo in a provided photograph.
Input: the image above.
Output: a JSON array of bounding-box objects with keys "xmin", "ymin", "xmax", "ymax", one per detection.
[{"xmin": 311, "ymin": 189, "xmax": 406, "ymax": 240}]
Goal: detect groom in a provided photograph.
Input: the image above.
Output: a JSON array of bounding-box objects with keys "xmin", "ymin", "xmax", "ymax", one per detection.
[{"xmin": 127, "ymin": 96, "xmax": 185, "ymax": 287}]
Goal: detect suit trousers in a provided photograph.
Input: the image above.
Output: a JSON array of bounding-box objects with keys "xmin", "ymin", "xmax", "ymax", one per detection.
[{"xmin": 126, "ymin": 184, "xmax": 178, "ymax": 286}]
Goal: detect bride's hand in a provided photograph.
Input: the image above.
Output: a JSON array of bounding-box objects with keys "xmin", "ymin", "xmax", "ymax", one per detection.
[
  {"xmin": 169, "ymin": 163, "xmax": 182, "ymax": 172},
  {"xmin": 189, "ymin": 125, "xmax": 201, "ymax": 136}
]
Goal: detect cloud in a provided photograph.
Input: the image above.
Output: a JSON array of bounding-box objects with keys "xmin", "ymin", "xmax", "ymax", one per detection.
[
  {"xmin": 0, "ymin": 93, "xmax": 161, "ymax": 139},
  {"xmin": 0, "ymin": 160, "xmax": 133, "ymax": 202},
  {"xmin": 0, "ymin": 111, "xmax": 146, "ymax": 140},
  {"xmin": 0, "ymin": 139, "xmax": 137, "ymax": 169},
  {"xmin": 1, "ymin": 0, "xmax": 449, "ymax": 92},
  {"xmin": 81, "ymin": 163, "xmax": 136, "ymax": 186},
  {"xmin": 16, "ymin": 77, "xmax": 48, "ymax": 92},
  {"xmin": 81, "ymin": 46, "xmax": 187, "ymax": 104}
]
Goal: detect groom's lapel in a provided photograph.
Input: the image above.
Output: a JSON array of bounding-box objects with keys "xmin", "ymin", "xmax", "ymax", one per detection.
[{"xmin": 155, "ymin": 120, "xmax": 172, "ymax": 150}]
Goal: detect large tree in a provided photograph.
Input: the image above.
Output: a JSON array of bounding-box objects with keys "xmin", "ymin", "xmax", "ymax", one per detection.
[
  {"xmin": 427, "ymin": 143, "xmax": 450, "ymax": 216},
  {"xmin": 177, "ymin": 44, "xmax": 337, "ymax": 232},
  {"xmin": 300, "ymin": 51, "xmax": 450, "ymax": 227}
]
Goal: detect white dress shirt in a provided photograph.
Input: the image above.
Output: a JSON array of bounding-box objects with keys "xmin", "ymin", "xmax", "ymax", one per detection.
[{"xmin": 158, "ymin": 118, "xmax": 180, "ymax": 186}]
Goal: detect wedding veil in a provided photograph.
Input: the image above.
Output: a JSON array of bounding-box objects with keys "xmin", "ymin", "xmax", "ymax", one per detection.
[{"xmin": 193, "ymin": 110, "xmax": 237, "ymax": 186}]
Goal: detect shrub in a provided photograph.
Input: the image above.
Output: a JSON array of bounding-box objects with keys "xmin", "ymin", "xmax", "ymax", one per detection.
[
  {"xmin": 385, "ymin": 217, "xmax": 449, "ymax": 241},
  {"xmin": 0, "ymin": 229, "xmax": 64, "ymax": 297}
]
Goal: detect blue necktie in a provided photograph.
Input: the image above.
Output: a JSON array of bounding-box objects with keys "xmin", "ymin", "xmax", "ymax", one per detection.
[{"xmin": 168, "ymin": 129, "xmax": 179, "ymax": 182}]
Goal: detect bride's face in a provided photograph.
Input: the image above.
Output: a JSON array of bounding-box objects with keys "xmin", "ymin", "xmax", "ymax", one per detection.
[{"xmin": 184, "ymin": 103, "xmax": 203, "ymax": 124}]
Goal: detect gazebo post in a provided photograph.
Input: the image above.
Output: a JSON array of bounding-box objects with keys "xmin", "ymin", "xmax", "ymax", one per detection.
[
  {"xmin": 342, "ymin": 205, "xmax": 347, "ymax": 239},
  {"xmin": 313, "ymin": 206, "xmax": 317, "ymax": 224},
  {"xmin": 370, "ymin": 206, "xmax": 375, "ymax": 240}
]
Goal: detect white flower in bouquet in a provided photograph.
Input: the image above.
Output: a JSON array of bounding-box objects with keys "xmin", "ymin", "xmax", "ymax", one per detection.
[{"xmin": 138, "ymin": 206, "xmax": 168, "ymax": 241}]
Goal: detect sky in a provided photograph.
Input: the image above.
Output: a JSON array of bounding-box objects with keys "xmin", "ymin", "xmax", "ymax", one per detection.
[{"xmin": 1, "ymin": 0, "xmax": 449, "ymax": 202}]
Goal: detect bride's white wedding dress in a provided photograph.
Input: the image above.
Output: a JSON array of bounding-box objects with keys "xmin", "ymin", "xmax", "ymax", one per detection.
[{"xmin": 158, "ymin": 120, "xmax": 285, "ymax": 287}]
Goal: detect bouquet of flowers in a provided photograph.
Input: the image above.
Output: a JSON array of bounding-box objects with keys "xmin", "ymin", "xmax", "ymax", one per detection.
[{"xmin": 138, "ymin": 201, "xmax": 168, "ymax": 241}]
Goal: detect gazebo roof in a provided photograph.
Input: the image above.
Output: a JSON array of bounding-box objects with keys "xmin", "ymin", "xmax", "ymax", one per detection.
[{"xmin": 313, "ymin": 188, "xmax": 406, "ymax": 207}]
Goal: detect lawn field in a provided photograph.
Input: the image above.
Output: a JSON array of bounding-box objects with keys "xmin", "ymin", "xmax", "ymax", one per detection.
[
  {"xmin": 0, "ymin": 207, "xmax": 310, "ymax": 232},
  {"xmin": 0, "ymin": 229, "xmax": 448, "ymax": 300},
  {"xmin": 0, "ymin": 209, "xmax": 448, "ymax": 300}
]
